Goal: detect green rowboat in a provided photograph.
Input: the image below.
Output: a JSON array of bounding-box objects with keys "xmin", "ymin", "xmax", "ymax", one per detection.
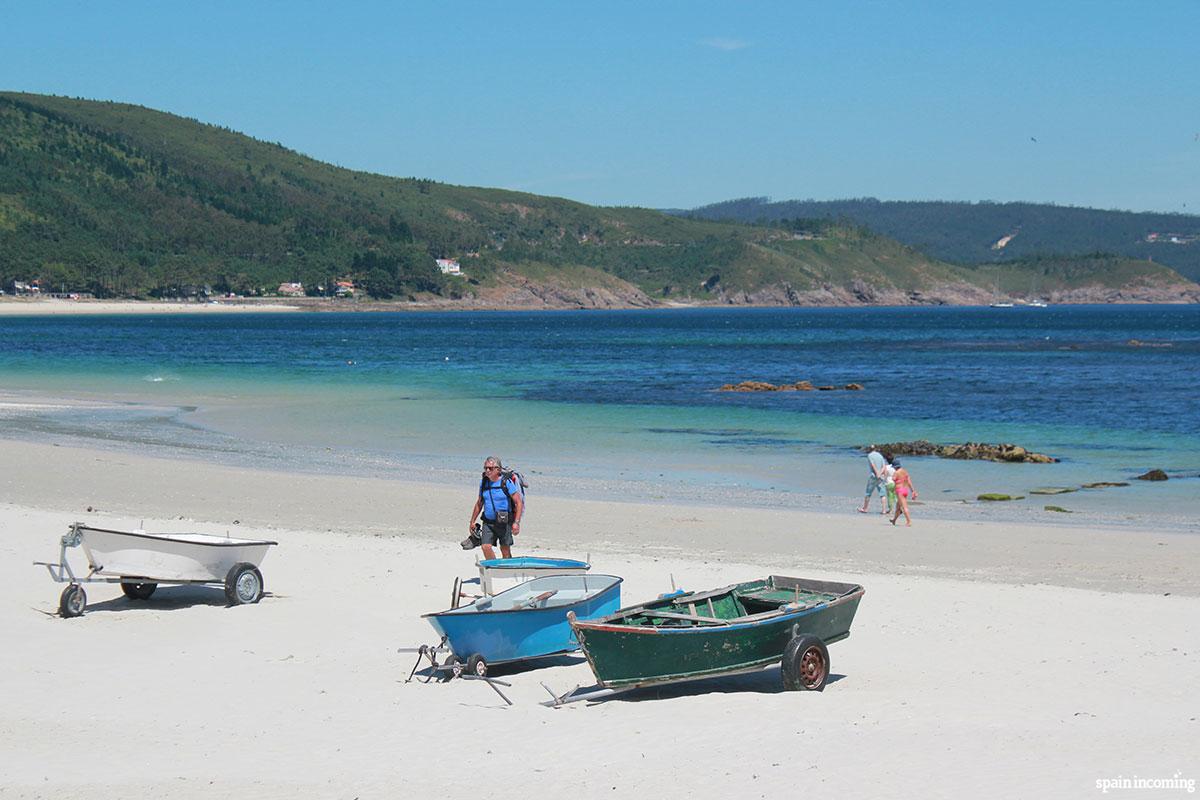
[{"xmin": 564, "ymin": 575, "xmax": 864, "ymax": 696}]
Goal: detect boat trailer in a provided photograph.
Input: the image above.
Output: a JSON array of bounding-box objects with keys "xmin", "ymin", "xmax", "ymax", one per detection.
[{"xmin": 397, "ymin": 637, "xmax": 514, "ymax": 706}]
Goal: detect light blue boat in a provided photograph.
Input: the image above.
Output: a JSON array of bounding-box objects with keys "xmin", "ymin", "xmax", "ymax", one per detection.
[
  {"xmin": 475, "ymin": 556, "xmax": 591, "ymax": 596},
  {"xmin": 478, "ymin": 557, "xmax": 590, "ymax": 570},
  {"xmin": 424, "ymin": 573, "xmax": 622, "ymax": 676}
]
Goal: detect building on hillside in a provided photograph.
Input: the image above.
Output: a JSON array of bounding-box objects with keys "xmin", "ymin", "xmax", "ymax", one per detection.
[
  {"xmin": 1145, "ymin": 232, "xmax": 1199, "ymax": 245},
  {"xmin": 335, "ymin": 279, "xmax": 356, "ymax": 297},
  {"xmin": 11, "ymin": 280, "xmax": 42, "ymax": 295},
  {"xmin": 277, "ymin": 282, "xmax": 305, "ymax": 297},
  {"xmin": 435, "ymin": 258, "xmax": 463, "ymax": 275}
]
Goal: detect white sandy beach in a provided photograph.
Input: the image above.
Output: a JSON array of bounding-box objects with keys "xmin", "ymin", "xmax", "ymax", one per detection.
[
  {"xmin": 0, "ymin": 298, "xmax": 302, "ymax": 315},
  {"xmin": 2, "ymin": 438, "xmax": 1198, "ymax": 799}
]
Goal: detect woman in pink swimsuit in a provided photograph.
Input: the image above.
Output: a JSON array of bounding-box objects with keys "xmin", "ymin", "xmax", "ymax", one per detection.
[{"xmin": 890, "ymin": 460, "xmax": 918, "ymax": 527}]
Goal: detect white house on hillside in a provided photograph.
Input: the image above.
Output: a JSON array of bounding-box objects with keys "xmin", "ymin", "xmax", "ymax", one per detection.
[{"xmin": 435, "ymin": 258, "xmax": 462, "ymax": 275}]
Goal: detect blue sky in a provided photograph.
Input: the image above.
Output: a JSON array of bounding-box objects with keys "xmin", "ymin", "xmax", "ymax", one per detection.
[{"xmin": 4, "ymin": 1, "xmax": 1198, "ymax": 213}]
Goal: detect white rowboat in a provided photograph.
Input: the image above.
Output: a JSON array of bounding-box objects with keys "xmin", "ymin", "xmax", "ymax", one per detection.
[
  {"xmin": 36, "ymin": 523, "xmax": 277, "ymax": 617},
  {"xmin": 81, "ymin": 527, "xmax": 275, "ymax": 581}
]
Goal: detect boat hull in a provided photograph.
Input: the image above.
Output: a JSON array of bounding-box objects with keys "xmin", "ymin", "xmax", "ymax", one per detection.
[
  {"xmin": 425, "ymin": 575, "xmax": 621, "ymax": 665},
  {"xmin": 79, "ymin": 527, "xmax": 276, "ymax": 582},
  {"xmin": 572, "ymin": 577, "xmax": 863, "ymax": 688}
]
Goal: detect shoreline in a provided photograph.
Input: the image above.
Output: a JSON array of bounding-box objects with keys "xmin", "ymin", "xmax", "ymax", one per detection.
[
  {"xmin": 2, "ymin": 295, "xmax": 1197, "ymax": 315},
  {"xmin": 2, "ymin": 382, "xmax": 1197, "ymax": 536},
  {"xmin": 4, "ymin": 437, "xmax": 1197, "ymax": 595}
]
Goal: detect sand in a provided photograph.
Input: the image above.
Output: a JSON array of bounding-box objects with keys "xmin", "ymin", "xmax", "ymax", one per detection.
[
  {"xmin": 0, "ymin": 298, "xmax": 301, "ymax": 315},
  {"xmin": 2, "ymin": 438, "xmax": 1197, "ymax": 799}
]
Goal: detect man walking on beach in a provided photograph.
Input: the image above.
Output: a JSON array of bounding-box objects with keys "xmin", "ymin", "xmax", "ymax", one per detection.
[
  {"xmin": 859, "ymin": 446, "xmax": 888, "ymax": 513},
  {"xmin": 468, "ymin": 456, "xmax": 523, "ymax": 559}
]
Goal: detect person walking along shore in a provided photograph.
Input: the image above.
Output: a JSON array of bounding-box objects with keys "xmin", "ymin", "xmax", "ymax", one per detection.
[
  {"xmin": 859, "ymin": 446, "xmax": 888, "ymax": 513},
  {"xmin": 890, "ymin": 459, "xmax": 917, "ymax": 527},
  {"xmin": 468, "ymin": 456, "xmax": 524, "ymax": 559}
]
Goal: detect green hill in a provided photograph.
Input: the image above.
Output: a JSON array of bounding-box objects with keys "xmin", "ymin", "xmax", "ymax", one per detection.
[
  {"xmin": 678, "ymin": 197, "xmax": 1200, "ymax": 282},
  {"xmin": 1, "ymin": 92, "xmax": 1194, "ymax": 306}
]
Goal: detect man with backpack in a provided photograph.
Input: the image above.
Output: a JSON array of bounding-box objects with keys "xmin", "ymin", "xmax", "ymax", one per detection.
[{"xmin": 467, "ymin": 456, "xmax": 524, "ymax": 559}]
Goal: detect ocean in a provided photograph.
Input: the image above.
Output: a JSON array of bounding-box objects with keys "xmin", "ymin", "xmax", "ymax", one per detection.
[{"xmin": 1, "ymin": 305, "xmax": 1197, "ymax": 529}]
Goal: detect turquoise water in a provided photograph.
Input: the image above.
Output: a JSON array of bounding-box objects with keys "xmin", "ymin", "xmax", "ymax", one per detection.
[{"xmin": 1, "ymin": 306, "xmax": 1197, "ymax": 527}]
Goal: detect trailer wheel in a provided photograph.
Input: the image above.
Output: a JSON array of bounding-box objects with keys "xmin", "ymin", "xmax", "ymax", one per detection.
[
  {"xmin": 224, "ymin": 563, "xmax": 264, "ymax": 605},
  {"xmin": 440, "ymin": 655, "xmax": 461, "ymax": 682},
  {"xmin": 466, "ymin": 653, "xmax": 488, "ymax": 677},
  {"xmin": 121, "ymin": 581, "xmax": 157, "ymax": 600},
  {"xmin": 781, "ymin": 634, "xmax": 829, "ymax": 692},
  {"xmin": 59, "ymin": 585, "xmax": 87, "ymax": 618}
]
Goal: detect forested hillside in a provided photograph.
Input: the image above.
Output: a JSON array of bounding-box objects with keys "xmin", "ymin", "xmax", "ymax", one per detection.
[
  {"xmin": 679, "ymin": 197, "xmax": 1200, "ymax": 282},
  {"xmin": 0, "ymin": 92, "xmax": 966, "ymax": 303},
  {"xmin": 1, "ymin": 92, "xmax": 1194, "ymax": 305}
]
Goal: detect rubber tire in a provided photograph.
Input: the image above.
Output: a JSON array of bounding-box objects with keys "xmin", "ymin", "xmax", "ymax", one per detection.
[
  {"xmin": 450, "ymin": 576, "xmax": 462, "ymax": 610},
  {"xmin": 224, "ymin": 563, "xmax": 264, "ymax": 605},
  {"xmin": 441, "ymin": 655, "xmax": 461, "ymax": 682},
  {"xmin": 781, "ymin": 634, "xmax": 830, "ymax": 692},
  {"xmin": 121, "ymin": 581, "xmax": 157, "ymax": 600},
  {"xmin": 466, "ymin": 653, "xmax": 488, "ymax": 678},
  {"xmin": 59, "ymin": 585, "xmax": 87, "ymax": 618}
]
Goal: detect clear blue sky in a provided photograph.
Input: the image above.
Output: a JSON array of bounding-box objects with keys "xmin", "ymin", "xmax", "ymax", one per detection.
[{"xmin": 4, "ymin": 1, "xmax": 1198, "ymax": 213}]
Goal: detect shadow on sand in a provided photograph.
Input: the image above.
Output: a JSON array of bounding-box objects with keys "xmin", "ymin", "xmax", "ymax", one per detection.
[
  {"xmin": 52, "ymin": 584, "xmax": 276, "ymax": 616},
  {"xmin": 408, "ymin": 652, "xmax": 586, "ymax": 683},
  {"xmin": 556, "ymin": 668, "xmax": 848, "ymax": 705}
]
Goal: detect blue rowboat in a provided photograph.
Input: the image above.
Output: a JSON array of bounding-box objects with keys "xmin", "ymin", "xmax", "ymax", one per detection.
[{"xmin": 424, "ymin": 573, "xmax": 622, "ymax": 675}]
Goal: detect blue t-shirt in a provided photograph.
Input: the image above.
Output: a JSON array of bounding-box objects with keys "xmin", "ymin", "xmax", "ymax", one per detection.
[{"xmin": 481, "ymin": 476, "xmax": 521, "ymax": 520}]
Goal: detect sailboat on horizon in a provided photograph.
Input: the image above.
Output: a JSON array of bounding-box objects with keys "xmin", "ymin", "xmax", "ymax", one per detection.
[
  {"xmin": 1026, "ymin": 274, "xmax": 1050, "ymax": 307},
  {"xmin": 989, "ymin": 267, "xmax": 1014, "ymax": 307}
]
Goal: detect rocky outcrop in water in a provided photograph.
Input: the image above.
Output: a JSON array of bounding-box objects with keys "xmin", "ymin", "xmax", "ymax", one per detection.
[
  {"xmin": 1136, "ymin": 469, "xmax": 1169, "ymax": 481},
  {"xmin": 718, "ymin": 381, "xmax": 864, "ymax": 392},
  {"xmin": 865, "ymin": 440, "xmax": 1058, "ymax": 463}
]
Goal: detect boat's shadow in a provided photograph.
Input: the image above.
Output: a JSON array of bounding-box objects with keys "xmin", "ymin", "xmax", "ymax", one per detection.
[
  {"xmin": 580, "ymin": 669, "xmax": 848, "ymax": 703},
  {"xmin": 411, "ymin": 653, "xmax": 587, "ymax": 682},
  {"xmin": 79, "ymin": 585, "xmax": 276, "ymax": 614},
  {"xmin": 489, "ymin": 654, "xmax": 587, "ymax": 676}
]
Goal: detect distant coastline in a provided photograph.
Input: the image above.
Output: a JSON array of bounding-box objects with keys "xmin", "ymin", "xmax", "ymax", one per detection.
[
  {"xmin": 5, "ymin": 93, "xmax": 1198, "ymax": 312},
  {"xmin": 2, "ymin": 291, "xmax": 1196, "ymax": 315}
]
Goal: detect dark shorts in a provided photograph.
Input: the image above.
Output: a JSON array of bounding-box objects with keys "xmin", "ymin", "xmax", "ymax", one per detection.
[{"xmin": 480, "ymin": 519, "xmax": 513, "ymax": 547}]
